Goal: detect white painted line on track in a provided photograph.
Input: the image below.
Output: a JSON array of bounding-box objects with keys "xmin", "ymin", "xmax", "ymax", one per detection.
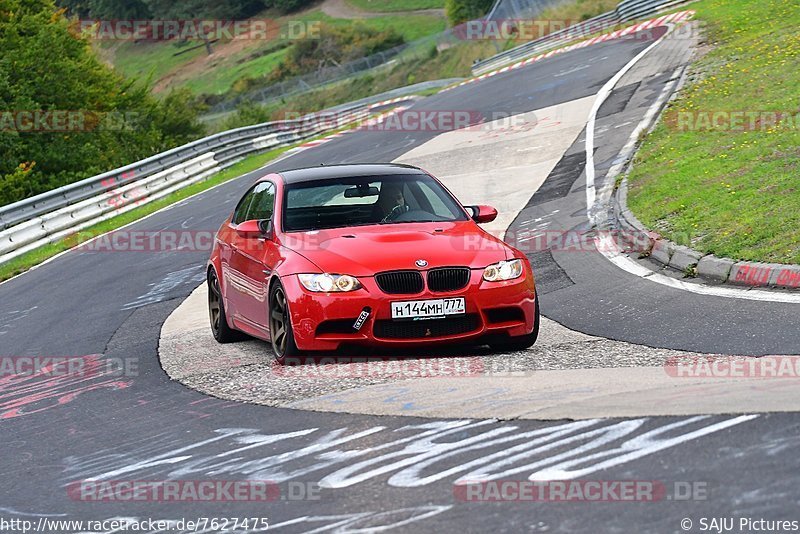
[
  {"xmin": 585, "ymin": 30, "xmax": 673, "ymax": 225},
  {"xmin": 585, "ymin": 22, "xmax": 800, "ymax": 304}
]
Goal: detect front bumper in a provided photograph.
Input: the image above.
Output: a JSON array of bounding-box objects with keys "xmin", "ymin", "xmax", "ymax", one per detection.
[{"xmin": 283, "ymin": 267, "xmax": 537, "ymax": 352}]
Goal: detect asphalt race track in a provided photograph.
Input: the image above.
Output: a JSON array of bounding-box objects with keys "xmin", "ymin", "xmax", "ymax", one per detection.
[{"xmin": 1, "ymin": 24, "xmax": 799, "ymax": 533}]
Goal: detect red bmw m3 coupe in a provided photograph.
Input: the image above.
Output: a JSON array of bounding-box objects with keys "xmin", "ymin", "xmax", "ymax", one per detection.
[{"xmin": 207, "ymin": 163, "xmax": 539, "ymax": 362}]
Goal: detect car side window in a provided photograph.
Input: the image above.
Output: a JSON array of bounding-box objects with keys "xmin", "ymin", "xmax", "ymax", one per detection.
[
  {"xmin": 248, "ymin": 182, "xmax": 276, "ymax": 221},
  {"xmin": 232, "ymin": 187, "xmax": 258, "ymax": 225}
]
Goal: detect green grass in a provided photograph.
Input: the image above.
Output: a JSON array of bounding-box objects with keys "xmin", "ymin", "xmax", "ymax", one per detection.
[
  {"xmin": 186, "ymin": 10, "xmax": 446, "ymax": 97},
  {"xmin": 627, "ymin": 0, "xmax": 800, "ymax": 265},
  {"xmin": 213, "ymin": 38, "xmax": 499, "ymax": 132},
  {"xmin": 106, "ymin": 40, "xmax": 207, "ymax": 86},
  {"xmin": 106, "ymin": 10, "xmax": 446, "ymax": 97},
  {"xmin": 308, "ymin": 11, "xmax": 447, "ymax": 41},
  {"xmin": 183, "ymin": 46, "xmax": 291, "ymax": 95},
  {"xmin": 107, "ymin": 28, "xmax": 294, "ymax": 96},
  {"xmin": 538, "ymin": 0, "xmax": 619, "ymax": 23},
  {"xmin": 345, "ymin": 0, "xmax": 445, "ymax": 12}
]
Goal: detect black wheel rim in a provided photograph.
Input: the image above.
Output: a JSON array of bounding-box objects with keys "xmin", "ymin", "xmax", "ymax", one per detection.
[
  {"xmin": 208, "ymin": 273, "xmax": 222, "ymax": 336},
  {"xmin": 270, "ymin": 287, "xmax": 289, "ymax": 357}
]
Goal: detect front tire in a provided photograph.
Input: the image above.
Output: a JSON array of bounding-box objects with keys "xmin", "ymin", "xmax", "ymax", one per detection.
[
  {"xmin": 489, "ymin": 294, "xmax": 540, "ymax": 352},
  {"xmin": 269, "ymin": 281, "xmax": 302, "ymax": 363},
  {"xmin": 208, "ymin": 269, "xmax": 248, "ymax": 343}
]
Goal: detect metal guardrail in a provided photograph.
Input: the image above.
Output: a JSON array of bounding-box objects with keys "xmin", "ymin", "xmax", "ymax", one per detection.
[
  {"xmin": 471, "ymin": 11, "xmax": 618, "ymax": 75},
  {"xmin": 200, "ymin": 78, "xmax": 463, "ymax": 126},
  {"xmin": 0, "ymin": 97, "xmax": 414, "ymax": 265},
  {"xmin": 616, "ymin": 0, "xmax": 692, "ymax": 21},
  {"xmin": 0, "ymin": 106, "xmax": 353, "ymax": 231},
  {"xmin": 471, "ymin": 0, "xmax": 691, "ymax": 75}
]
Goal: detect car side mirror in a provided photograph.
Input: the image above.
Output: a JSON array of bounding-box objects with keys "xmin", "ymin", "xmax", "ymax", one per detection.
[
  {"xmin": 468, "ymin": 205, "xmax": 498, "ymax": 224},
  {"xmin": 236, "ymin": 219, "xmax": 273, "ymax": 239},
  {"xmin": 258, "ymin": 219, "xmax": 274, "ymax": 240}
]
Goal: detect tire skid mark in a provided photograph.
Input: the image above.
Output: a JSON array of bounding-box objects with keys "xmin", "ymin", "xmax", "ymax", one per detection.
[
  {"xmin": 62, "ymin": 416, "xmax": 756, "ymax": 490},
  {"xmin": 0, "ymin": 354, "xmax": 133, "ymax": 420}
]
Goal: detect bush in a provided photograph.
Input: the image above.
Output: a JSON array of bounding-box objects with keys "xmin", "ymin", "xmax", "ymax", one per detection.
[
  {"xmin": 0, "ymin": 0, "xmax": 206, "ymax": 206},
  {"xmin": 266, "ymin": 22, "xmax": 404, "ymax": 83},
  {"xmin": 221, "ymin": 101, "xmax": 276, "ymax": 131},
  {"xmin": 445, "ymin": 0, "xmax": 494, "ymax": 25},
  {"xmin": 268, "ymin": 0, "xmax": 314, "ymax": 13},
  {"xmin": 56, "ymin": 0, "xmax": 318, "ymax": 18}
]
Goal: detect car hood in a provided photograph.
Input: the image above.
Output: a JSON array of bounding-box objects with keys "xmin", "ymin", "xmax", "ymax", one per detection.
[{"xmin": 280, "ymin": 222, "xmax": 511, "ymax": 277}]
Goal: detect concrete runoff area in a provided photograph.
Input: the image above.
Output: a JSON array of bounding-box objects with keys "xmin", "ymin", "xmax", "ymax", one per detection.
[
  {"xmin": 395, "ymin": 96, "xmax": 596, "ymax": 237},
  {"xmin": 161, "ymin": 283, "xmax": 800, "ymax": 419}
]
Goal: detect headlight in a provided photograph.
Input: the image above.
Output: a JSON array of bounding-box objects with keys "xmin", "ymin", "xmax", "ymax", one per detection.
[
  {"xmin": 298, "ymin": 273, "xmax": 362, "ymax": 292},
  {"xmin": 483, "ymin": 259, "xmax": 524, "ymax": 282}
]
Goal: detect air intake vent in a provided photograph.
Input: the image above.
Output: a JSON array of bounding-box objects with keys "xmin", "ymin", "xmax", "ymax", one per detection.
[
  {"xmin": 316, "ymin": 319, "xmax": 359, "ymax": 335},
  {"xmin": 374, "ymin": 314, "xmax": 480, "ymax": 339},
  {"xmin": 485, "ymin": 307, "xmax": 525, "ymax": 324},
  {"xmin": 427, "ymin": 267, "xmax": 470, "ymax": 292},
  {"xmin": 375, "ymin": 271, "xmax": 424, "ymax": 295}
]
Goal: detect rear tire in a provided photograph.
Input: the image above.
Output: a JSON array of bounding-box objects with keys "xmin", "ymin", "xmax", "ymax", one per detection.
[
  {"xmin": 269, "ymin": 281, "xmax": 302, "ymax": 364},
  {"xmin": 489, "ymin": 294, "xmax": 540, "ymax": 352},
  {"xmin": 208, "ymin": 269, "xmax": 248, "ymax": 343}
]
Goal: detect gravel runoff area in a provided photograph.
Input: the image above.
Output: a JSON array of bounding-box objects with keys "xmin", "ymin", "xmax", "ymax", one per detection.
[{"xmin": 159, "ymin": 284, "xmax": 709, "ymax": 407}]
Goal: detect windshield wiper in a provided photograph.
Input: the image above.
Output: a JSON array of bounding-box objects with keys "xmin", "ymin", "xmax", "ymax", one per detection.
[{"xmin": 380, "ymin": 219, "xmax": 439, "ymax": 225}]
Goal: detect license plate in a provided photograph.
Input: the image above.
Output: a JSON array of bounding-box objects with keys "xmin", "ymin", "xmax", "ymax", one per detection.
[{"xmin": 391, "ymin": 298, "xmax": 466, "ymax": 321}]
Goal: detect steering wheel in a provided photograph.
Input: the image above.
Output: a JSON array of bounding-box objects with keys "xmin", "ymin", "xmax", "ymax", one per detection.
[{"xmin": 382, "ymin": 204, "xmax": 410, "ymax": 223}]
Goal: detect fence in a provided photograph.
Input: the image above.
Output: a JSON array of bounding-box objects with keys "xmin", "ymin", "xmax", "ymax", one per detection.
[
  {"xmin": 206, "ymin": 0, "xmax": 575, "ymax": 115},
  {"xmin": 208, "ymin": 42, "xmax": 414, "ymax": 115},
  {"xmin": 471, "ymin": 0, "xmax": 693, "ymax": 75}
]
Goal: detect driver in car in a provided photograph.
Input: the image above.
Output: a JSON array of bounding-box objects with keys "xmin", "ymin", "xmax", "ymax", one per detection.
[{"xmin": 373, "ymin": 184, "xmax": 409, "ymax": 222}]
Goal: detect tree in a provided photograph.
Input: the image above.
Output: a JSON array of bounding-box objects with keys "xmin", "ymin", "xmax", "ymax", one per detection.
[
  {"xmin": 0, "ymin": 0, "xmax": 205, "ymax": 206},
  {"xmin": 143, "ymin": 0, "xmax": 266, "ymax": 20},
  {"xmin": 56, "ymin": 0, "xmax": 317, "ymax": 20},
  {"xmin": 87, "ymin": 0, "xmax": 151, "ymax": 19},
  {"xmin": 267, "ymin": 0, "xmax": 314, "ymax": 13}
]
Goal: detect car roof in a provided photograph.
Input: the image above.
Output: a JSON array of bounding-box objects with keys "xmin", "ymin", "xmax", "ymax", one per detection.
[{"xmin": 277, "ymin": 163, "xmax": 426, "ymax": 184}]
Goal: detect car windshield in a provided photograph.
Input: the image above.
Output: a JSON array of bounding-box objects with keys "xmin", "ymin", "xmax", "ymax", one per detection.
[{"xmin": 282, "ymin": 174, "xmax": 469, "ymax": 232}]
